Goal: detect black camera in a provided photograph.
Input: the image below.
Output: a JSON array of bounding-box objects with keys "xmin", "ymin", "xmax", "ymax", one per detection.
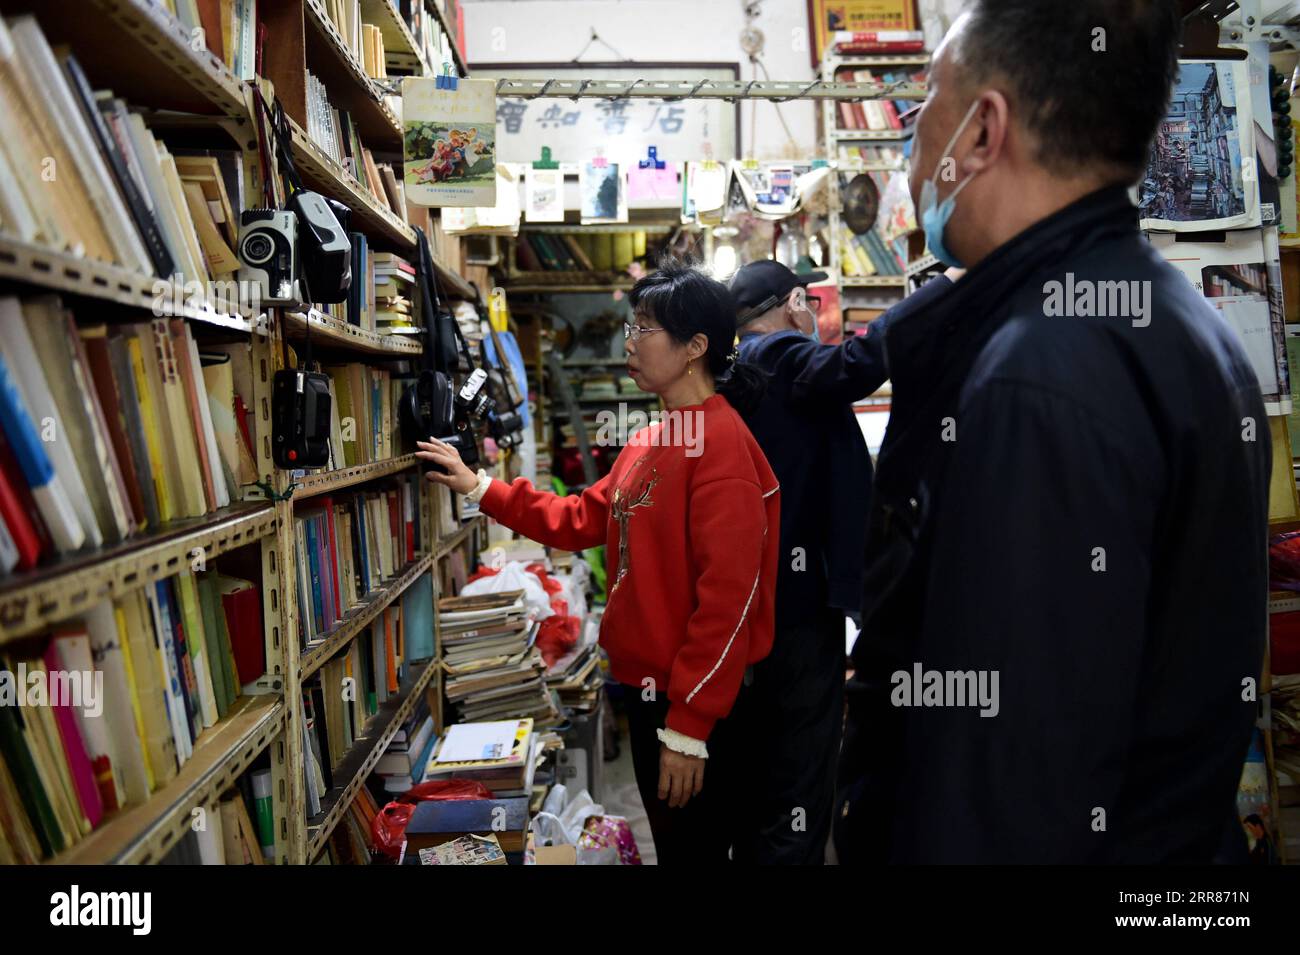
[
  {"xmin": 272, "ymin": 368, "xmax": 332, "ymax": 468},
  {"xmin": 290, "ymin": 191, "xmax": 351, "ymax": 304}
]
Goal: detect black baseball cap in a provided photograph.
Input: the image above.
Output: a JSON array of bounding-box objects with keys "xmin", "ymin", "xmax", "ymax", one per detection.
[{"xmin": 730, "ymin": 260, "xmax": 828, "ymax": 326}]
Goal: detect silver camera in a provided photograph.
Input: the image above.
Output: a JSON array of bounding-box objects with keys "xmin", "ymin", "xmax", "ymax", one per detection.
[{"xmin": 238, "ymin": 209, "xmax": 299, "ymax": 304}]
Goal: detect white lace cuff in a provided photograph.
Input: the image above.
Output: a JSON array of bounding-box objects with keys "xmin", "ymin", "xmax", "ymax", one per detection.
[
  {"xmin": 657, "ymin": 727, "xmax": 708, "ymax": 759},
  {"xmin": 463, "ymin": 469, "xmax": 492, "ymax": 503}
]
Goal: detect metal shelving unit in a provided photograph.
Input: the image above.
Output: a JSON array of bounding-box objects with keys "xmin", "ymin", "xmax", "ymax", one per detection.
[
  {"xmin": 0, "ymin": 0, "xmax": 484, "ymax": 867},
  {"xmin": 822, "ymin": 52, "xmax": 928, "ymax": 323}
]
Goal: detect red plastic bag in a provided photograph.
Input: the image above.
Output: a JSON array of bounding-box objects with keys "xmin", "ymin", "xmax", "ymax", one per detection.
[{"xmin": 372, "ymin": 779, "xmax": 494, "ymax": 861}]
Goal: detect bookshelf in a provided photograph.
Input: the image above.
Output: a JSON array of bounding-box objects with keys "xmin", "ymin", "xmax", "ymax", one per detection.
[
  {"xmin": 822, "ymin": 51, "xmax": 928, "ymax": 325},
  {"xmin": 54, "ymin": 695, "xmax": 285, "ymax": 865},
  {"xmin": 0, "ymin": 0, "xmax": 479, "ymax": 866}
]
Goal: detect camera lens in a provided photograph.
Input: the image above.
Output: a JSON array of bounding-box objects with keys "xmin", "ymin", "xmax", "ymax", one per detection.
[{"xmin": 242, "ymin": 232, "xmax": 274, "ymax": 265}]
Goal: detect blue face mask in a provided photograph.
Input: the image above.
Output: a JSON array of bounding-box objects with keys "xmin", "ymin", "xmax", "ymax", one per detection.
[{"xmin": 918, "ymin": 100, "xmax": 981, "ymax": 269}]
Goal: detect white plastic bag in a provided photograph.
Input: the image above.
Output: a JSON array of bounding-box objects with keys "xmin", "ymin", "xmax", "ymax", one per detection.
[{"xmin": 461, "ymin": 560, "xmax": 553, "ymax": 620}]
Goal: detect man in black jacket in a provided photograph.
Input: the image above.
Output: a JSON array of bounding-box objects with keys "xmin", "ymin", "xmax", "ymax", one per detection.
[
  {"xmin": 727, "ymin": 260, "xmax": 953, "ymax": 863},
  {"xmin": 836, "ymin": 0, "xmax": 1271, "ymax": 863}
]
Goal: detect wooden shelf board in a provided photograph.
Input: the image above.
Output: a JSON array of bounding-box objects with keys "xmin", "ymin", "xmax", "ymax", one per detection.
[
  {"xmin": 0, "ymin": 237, "xmax": 253, "ymax": 333},
  {"xmin": 299, "ymin": 553, "xmax": 434, "ymax": 680},
  {"xmin": 0, "ymin": 503, "xmax": 278, "ymax": 645},
  {"xmin": 52, "ymin": 695, "xmax": 283, "ymax": 864},
  {"xmin": 292, "ymin": 454, "xmax": 420, "ymax": 500},
  {"xmin": 305, "ymin": 659, "xmax": 436, "ymax": 856}
]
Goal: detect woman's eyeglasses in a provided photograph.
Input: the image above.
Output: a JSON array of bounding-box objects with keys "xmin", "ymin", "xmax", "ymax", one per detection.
[{"xmin": 624, "ymin": 321, "xmax": 667, "ymax": 343}]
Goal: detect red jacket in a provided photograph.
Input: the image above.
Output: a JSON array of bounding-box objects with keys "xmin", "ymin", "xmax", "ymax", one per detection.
[{"xmin": 479, "ymin": 394, "xmax": 780, "ymax": 740}]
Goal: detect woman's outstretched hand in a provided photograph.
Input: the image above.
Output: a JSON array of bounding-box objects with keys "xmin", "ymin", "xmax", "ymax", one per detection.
[{"xmin": 416, "ymin": 437, "xmax": 479, "ymax": 495}]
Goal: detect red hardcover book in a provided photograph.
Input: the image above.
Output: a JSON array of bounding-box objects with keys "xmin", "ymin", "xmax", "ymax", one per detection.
[
  {"xmin": 217, "ymin": 575, "xmax": 265, "ymax": 685},
  {"xmin": 317, "ymin": 497, "xmax": 343, "ymax": 624},
  {"xmin": 0, "ymin": 426, "xmax": 49, "ymax": 568}
]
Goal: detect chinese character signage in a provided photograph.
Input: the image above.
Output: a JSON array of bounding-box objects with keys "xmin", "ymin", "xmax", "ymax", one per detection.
[
  {"xmin": 401, "ymin": 77, "xmax": 498, "ymax": 207},
  {"xmin": 475, "ymin": 64, "xmax": 738, "ymax": 167}
]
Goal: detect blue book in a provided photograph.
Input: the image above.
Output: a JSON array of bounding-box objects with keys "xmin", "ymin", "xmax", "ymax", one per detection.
[
  {"xmin": 157, "ymin": 581, "xmax": 198, "ymax": 743},
  {"xmin": 304, "ymin": 518, "xmax": 324, "ymax": 636},
  {"xmin": 0, "ymin": 350, "xmax": 83, "ymax": 552},
  {"xmin": 404, "ymin": 797, "xmax": 530, "ymax": 851},
  {"xmin": 402, "ymin": 571, "xmax": 435, "ymax": 662}
]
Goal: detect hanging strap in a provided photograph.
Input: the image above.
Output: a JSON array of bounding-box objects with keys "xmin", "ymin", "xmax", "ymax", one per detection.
[
  {"xmin": 416, "ymin": 226, "xmax": 475, "ymax": 377},
  {"xmin": 252, "ymin": 85, "xmax": 305, "ymax": 198}
]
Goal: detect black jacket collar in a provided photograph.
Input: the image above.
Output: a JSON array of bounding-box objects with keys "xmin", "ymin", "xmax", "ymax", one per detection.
[{"xmin": 884, "ymin": 184, "xmax": 1139, "ymax": 394}]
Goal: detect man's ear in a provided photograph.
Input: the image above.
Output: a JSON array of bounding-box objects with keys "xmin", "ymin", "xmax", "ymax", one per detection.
[{"xmin": 963, "ymin": 90, "xmax": 1010, "ymax": 176}]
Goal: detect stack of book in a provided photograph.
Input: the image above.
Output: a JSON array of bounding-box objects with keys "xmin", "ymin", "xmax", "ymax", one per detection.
[
  {"xmin": 0, "ymin": 296, "xmax": 255, "ymax": 565},
  {"xmin": 0, "ymin": 569, "xmax": 263, "ymax": 862},
  {"xmin": 406, "ymin": 800, "xmax": 528, "ymax": 860},
  {"xmin": 545, "ymin": 640, "xmax": 603, "ymax": 716},
  {"xmin": 830, "ymin": 30, "xmax": 926, "ymax": 55},
  {"xmin": 374, "ymin": 700, "xmax": 437, "ymax": 794},
  {"xmin": 441, "ymin": 593, "xmax": 559, "ymax": 726},
  {"xmin": 292, "ymin": 480, "xmax": 423, "ymax": 649},
  {"xmin": 0, "ymin": 17, "xmax": 250, "ymax": 306},
  {"xmin": 373, "ymin": 252, "xmax": 417, "ymax": 335},
  {"xmin": 422, "ymin": 717, "xmax": 538, "ymax": 798}
]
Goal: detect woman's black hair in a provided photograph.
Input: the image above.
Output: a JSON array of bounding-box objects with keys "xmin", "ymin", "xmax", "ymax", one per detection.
[{"xmin": 627, "ymin": 255, "xmax": 768, "ymax": 415}]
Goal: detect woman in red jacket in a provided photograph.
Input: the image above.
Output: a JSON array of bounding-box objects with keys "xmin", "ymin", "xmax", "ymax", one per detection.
[{"xmin": 417, "ymin": 261, "xmax": 780, "ymax": 864}]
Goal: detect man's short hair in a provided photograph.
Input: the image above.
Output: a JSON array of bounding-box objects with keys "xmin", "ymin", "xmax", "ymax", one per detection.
[{"xmin": 954, "ymin": 0, "xmax": 1181, "ymax": 179}]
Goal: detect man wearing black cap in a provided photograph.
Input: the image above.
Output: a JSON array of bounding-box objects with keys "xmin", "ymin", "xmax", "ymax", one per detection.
[{"xmin": 726, "ymin": 259, "xmax": 954, "ymax": 864}]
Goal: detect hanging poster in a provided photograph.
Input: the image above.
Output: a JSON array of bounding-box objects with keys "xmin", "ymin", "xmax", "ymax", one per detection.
[
  {"xmin": 401, "ymin": 77, "xmax": 497, "ymax": 207},
  {"xmin": 525, "ymin": 168, "xmax": 565, "ymax": 222},
  {"xmin": 1138, "ymin": 61, "xmax": 1259, "ymax": 232},
  {"xmin": 1148, "ymin": 228, "xmax": 1290, "ymax": 415},
  {"xmin": 579, "ymin": 162, "xmax": 627, "ymax": 224}
]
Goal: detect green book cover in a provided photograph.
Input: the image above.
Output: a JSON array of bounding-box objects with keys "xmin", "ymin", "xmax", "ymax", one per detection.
[
  {"xmin": 196, "ymin": 574, "xmax": 234, "ymax": 716},
  {"xmin": 175, "ymin": 571, "xmax": 219, "ymax": 728},
  {"xmin": 0, "ymin": 693, "xmax": 61, "ymax": 857}
]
